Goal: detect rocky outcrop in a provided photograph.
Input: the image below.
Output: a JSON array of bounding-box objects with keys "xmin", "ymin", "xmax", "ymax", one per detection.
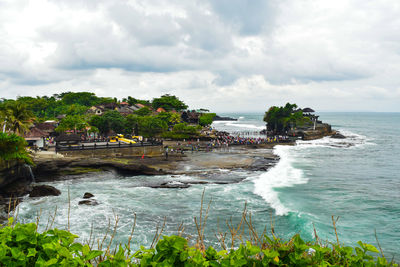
[
  {"xmin": 29, "ymin": 185, "xmax": 61, "ymax": 197},
  {"xmin": 213, "ymin": 115, "xmax": 237, "ymax": 121},
  {"xmin": 0, "ymin": 160, "xmax": 35, "ymax": 189},
  {"xmin": 78, "ymin": 199, "xmax": 99, "ymax": 206},
  {"xmin": 301, "ymin": 123, "xmax": 333, "ymax": 140},
  {"xmin": 33, "ymin": 157, "xmax": 166, "ymax": 182},
  {"xmin": 0, "ymin": 160, "xmax": 35, "ymax": 201},
  {"xmin": 83, "ymin": 192, "xmax": 94, "ymax": 199},
  {"xmin": 331, "ymin": 132, "xmax": 346, "ymax": 139}
]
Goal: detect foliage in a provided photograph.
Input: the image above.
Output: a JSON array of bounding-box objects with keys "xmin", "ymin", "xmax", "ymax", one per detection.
[
  {"xmin": 0, "ymin": 101, "xmax": 35, "ymax": 135},
  {"xmin": 60, "ymin": 92, "xmax": 101, "ymax": 107},
  {"xmin": 0, "ymin": 217, "xmax": 396, "ymax": 266},
  {"xmin": 56, "ymin": 115, "xmax": 88, "ymax": 133},
  {"xmin": 263, "ymin": 103, "xmax": 311, "ymax": 133},
  {"xmin": 0, "ymin": 133, "xmax": 33, "ymax": 165},
  {"xmin": 199, "ymin": 113, "xmax": 216, "ymax": 126},
  {"xmin": 130, "ymin": 116, "xmax": 168, "ymax": 138},
  {"xmin": 0, "ymin": 218, "xmax": 103, "ymax": 266},
  {"xmin": 133, "ymin": 107, "xmax": 152, "ymax": 116},
  {"xmin": 162, "ymin": 122, "xmax": 199, "ymax": 139},
  {"xmin": 123, "ymin": 96, "xmax": 150, "ymax": 106},
  {"xmin": 152, "ymin": 94, "xmax": 188, "ymax": 112},
  {"xmin": 89, "ymin": 111, "xmax": 128, "ymax": 135},
  {"xmin": 156, "ymin": 112, "xmax": 181, "ymax": 126}
]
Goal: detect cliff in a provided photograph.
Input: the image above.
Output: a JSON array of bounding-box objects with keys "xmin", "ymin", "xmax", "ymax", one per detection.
[{"xmin": 296, "ymin": 123, "xmax": 334, "ymax": 140}]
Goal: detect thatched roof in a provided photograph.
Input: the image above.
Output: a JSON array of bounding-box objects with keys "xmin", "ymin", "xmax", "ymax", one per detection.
[
  {"xmin": 24, "ymin": 127, "xmax": 49, "ymax": 139},
  {"xmin": 35, "ymin": 123, "xmax": 56, "ymax": 133},
  {"xmin": 302, "ymin": 107, "xmax": 315, "ymax": 113}
]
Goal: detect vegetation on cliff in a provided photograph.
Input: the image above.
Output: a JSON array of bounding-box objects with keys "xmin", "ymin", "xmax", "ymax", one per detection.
[
  {"xmin": 263, "ymin": 103, "xmax": 311, "ymax": 134},
  {"xmin": 0, "ymin": 133, "xmax": 32, "ymax": 166}
]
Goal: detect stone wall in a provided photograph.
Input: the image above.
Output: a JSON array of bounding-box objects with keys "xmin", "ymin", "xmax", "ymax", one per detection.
[{"xmin": 57, "ymin": 145, "xmax": 164, "ymax": 158}]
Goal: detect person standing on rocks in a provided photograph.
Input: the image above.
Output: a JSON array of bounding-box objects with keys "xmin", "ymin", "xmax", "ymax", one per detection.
[{"xmin": 164, "ymin": 146, "xmax": 169, "ymax": 160}]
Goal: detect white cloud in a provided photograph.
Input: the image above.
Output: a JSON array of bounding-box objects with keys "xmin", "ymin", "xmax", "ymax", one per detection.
[{"xmin": 0, "ymin": 0, "xmax": 399, "ymax": 111}]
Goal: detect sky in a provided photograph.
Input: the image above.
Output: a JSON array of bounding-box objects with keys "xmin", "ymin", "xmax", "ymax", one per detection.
[{"xmin": 1, "ymin": 0, "xmax": 400, "ymax": 112}]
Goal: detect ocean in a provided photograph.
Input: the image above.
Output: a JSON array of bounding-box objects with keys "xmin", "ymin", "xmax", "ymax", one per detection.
[{"xmin": 16, "ymin": 112, "xmax": 400, "ymax": 259}]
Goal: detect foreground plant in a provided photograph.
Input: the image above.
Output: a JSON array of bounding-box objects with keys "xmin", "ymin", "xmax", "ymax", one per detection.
[{"xmin": 0, "ymin": 217, "xmax": 397, "ymax": 266}]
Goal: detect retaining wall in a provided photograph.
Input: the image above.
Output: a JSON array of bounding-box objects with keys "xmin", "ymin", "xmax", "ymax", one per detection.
[{"xmin": 57, "ymin": 145, "xmax": 164, "ymax": 158}]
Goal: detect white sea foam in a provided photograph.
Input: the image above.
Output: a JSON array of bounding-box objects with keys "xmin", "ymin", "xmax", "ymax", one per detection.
[
  {"xmin": 297, "ymin": 129, "xmax": 374, "ymax": 149},
  {"xmin": 225, "ymin": 122, "xmax": 265, "ymax": 130},
  {"xmin": 253, "ymin": 145, "xmax": 308, "ymax": 216}
]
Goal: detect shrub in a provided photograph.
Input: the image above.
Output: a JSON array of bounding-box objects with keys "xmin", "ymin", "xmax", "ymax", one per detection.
[{"xmin": 0, "ymin": 132, "xmax": 32, "ymax": 165}]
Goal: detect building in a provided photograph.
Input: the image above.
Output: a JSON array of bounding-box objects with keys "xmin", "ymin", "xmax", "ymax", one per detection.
[{"xmin": 24, "ymin": 127, "xmax": 49, "ymax": 149}]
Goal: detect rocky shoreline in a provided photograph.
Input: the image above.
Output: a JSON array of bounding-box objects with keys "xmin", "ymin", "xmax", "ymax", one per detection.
[{"xmin": 0, "ymin": 123, "xmax": 335, "ymax": 220}]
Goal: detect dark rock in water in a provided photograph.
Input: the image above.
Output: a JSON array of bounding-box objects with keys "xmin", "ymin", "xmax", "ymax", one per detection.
[
  {"xmin": 29, "ymin": 185, "xmax": 61, "ymax": 197},
  {"xmin": 331, "ymin": 132, "xmax": 346, "ymax": 139},
  {"xmin": 151, "ymin": 181, "xmax": 191, "ymax": 189},
  {"xmin": 83, "ymin": 192, "xmax": 94, "ymax": 199},
  {"xmin": 213, "ymin": 115, "xmax": 237, "ymax": 121},
  {"xmin": 78, "ymin": 199, "xmax": 99, "ymax": 206}
]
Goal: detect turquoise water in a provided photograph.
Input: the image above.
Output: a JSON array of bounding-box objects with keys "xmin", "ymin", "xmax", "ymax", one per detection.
[{"xmin": 16, "ymin": 112, "xmax": 400, "ymax": 259}]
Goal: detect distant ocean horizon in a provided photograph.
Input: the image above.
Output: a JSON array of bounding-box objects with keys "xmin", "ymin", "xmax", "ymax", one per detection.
[{"xmin": 17, "ymin": 112, "xmax": 400, "ymax": 260}]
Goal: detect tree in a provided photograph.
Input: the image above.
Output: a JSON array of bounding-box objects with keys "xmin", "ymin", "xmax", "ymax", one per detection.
[
  {"xmin": 55, "ymin": 115, "xmax": 88, "ymax": 133},
  {"xmin": 156, "ymin": 112, "xmax": 181, "ymax": 126},
  {"xmin": 133, "ymin": 107, "xmax": 152, "ymax": 116},
  {"xmin": 199, "ymin": 113, "xmax": 216, "ymax": 127},
  {"xmin": 61, "ymin": 92, "xmax": 100, "ymax": 107},
  {"xmin": 126, "ymin": 115, "xmax": 167, "ymax": 137},
  {"xmin": 1, "ymin": 102, "xmax": 35, "ymax": 135},
  {"xmin": 152, "ymin": 94, "xmax": 188, "ymax": 112},
  {"xmin": 263, "ymin": 103, "xmax": 310, "ymax": 133},
  {"xmin": 89, "ymin": 111, "xmax": 128, "ymax": 135}
]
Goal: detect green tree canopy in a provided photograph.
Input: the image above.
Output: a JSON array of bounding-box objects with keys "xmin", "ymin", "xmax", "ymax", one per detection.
[
  {"xmin": 55, "ymin": 115, "xmax": 88, "ymax": 133},
  {"xmin": 0, "ymin": 101, "xmax": 35, "ymax": 135},
  {"xmin": 133, "ymin": 107, "xmax": 152, "ymax": 116},
  {"xmin": 152, "ymin": 94, "xmax": 188, "ymax": 112},
  {"xmin": 89, "ymin": 111, "xmax": 128, "ymax": 135},
  {"xmin": 126, "ymin": 115, "xmax": 167, "ymax": 137},
  {"xmin": 199, "ymin": 113, "xmax": 216, "ymax": 127},
  {"xmin": 61, "ymin": 92, "xmax": 101, "ymax": 107},
  {"xmin": 263, "ymin": 103, "xmax": 311, "ymax": 133}
]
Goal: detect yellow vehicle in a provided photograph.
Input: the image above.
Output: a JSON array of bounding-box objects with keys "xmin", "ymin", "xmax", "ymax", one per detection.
[
  {"xmin": 109, "ymin": 134, "xmax": 138, "ymax": 144},
  {"xmin": 130, "ymin": 135, "xmax": 143, "ymax": 142}
]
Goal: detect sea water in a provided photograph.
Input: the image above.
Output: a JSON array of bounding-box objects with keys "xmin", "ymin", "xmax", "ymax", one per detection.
[{"xmin": 16, "ymin": 112, "xmax": 400, "ymax": 259}]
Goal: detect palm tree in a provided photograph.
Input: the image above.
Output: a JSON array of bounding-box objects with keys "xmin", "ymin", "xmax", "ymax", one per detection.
[
  {"xmin": 3, "ymin": 102, "xmax": 35, "ymax": 135},
  {"xmin": 0, "ymin": 103, "xmax": 11, "ymax": 133}
]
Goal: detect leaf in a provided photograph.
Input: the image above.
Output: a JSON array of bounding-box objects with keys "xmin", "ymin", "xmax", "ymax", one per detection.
[
  {"xmin": 364, "ymin": 244, "xmax": 379, "ymax": 253},
  {"xmin": 86, "ymin": 250, "xmax": 103, "ymax": 261},
  {"xmin": 70, "ymin": 243, "xmax": 83, "ymax": 252},
  {"xmin": 27, "ymin": 248, "xmax": 37, "ymax": 257},
  {"xmin": 44, "ymin": 258, "xmax": 58, "ymax": 266},
  {"xmin": 82, "ymin": 244, "xmax": 90, "ymax": 256}
]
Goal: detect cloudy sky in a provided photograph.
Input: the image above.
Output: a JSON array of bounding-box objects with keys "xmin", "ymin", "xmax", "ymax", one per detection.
[{"xmin": 1, "ymin": 0, "xmax": 399, "ymax": 112}]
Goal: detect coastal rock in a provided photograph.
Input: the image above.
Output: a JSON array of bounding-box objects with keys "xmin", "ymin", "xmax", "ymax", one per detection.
[
  {"xmin": 213, "ymin": 115, "xmax": 237, "ymax": 121},
  {"xmin": 331, "ymin": 132, "xmax": 346, "ymax": 139},
  {"xmin": 0, "ymin": 160, "xmax": 35, "ymax": 189},
  {"xmin": 302, "ymin": 123, "xmax": 333, "ymax": 140},
  {"xmin": 83, "ymin": 192, "xmax": 94, "ymax": 199},
  {"xmin": 78, "ymin": 199, "xmax": 99, "ymax": 206},
  {"xmin": 151, "ymin": 181, "xmax": 191, "ymax": 189},
  {"xmin": 29, "ymin": 185, "xmax": 61, "ymax": 197}
]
